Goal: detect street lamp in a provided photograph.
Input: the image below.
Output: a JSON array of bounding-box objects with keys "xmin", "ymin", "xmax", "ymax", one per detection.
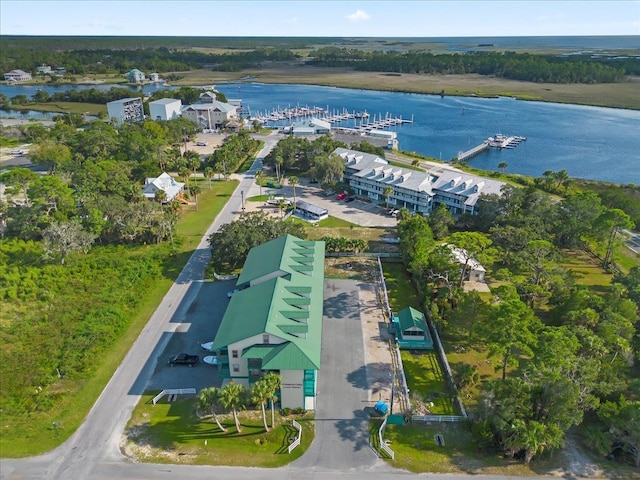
[{"xmin": 241, "ymin": 190, "xmax": 245, "ymax": 213}]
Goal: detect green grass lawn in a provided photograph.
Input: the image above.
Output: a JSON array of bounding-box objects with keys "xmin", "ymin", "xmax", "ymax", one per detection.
[
  {"xmin": 125, "ymin": 393, "xmax": 314, "ymax": 466},
  {"xmin": 381, "ymin": 261, "xmax": 421, "ymax": 313},
  {"xmin": 401, "ymin": 350, "xmax": 456, "ymax": 415},
  {"xmin": 9, "ymin": 101, "xmax": 107, "ymax": 116},
  {"xmin": 383, "ymin": 421, "xmax": 545, "ymax": 475}
]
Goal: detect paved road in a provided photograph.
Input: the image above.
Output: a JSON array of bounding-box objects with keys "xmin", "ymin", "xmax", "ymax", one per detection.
[{"xmin": 0, "ymin": 133, "xmax": 592, "ymax": 480}]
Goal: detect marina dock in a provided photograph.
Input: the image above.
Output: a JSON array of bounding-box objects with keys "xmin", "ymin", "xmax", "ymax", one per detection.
[
  {"xmin": 250, "ymin": 105, "xmax": 413, "ymax": 132},
  {"xmin": 458, "ymin": 134, "xmax": 526, "ymax": 162}
]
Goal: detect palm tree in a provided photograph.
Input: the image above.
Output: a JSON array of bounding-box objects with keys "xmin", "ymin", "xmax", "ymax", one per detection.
[
  {"xmin": 275, "ymin": 155, "xmax": 284, "ymax": 184},
  {"xmin": 190, "ymin": 184, "xmax": 201, "ymax": 211},
  {"xmin": 250, "ymin": 379, "xmax": 272, "ymax": 432},
  {"xmin": 197, "ymin": 387, "xmax": 227, "ymax": 432},
  {"xmin": 288, "ymin": 175, "xmax": 299, "ymax": 204},
  {"xmin": 276, "ymin": 198, "xmax": 288, "ymax": 219},
  {"xmin": 263, "ymin": 372, "xmax": 281, "ymax": 428},
  {"xmin": 498, "ymin": 162, "xmax": 508, "ymax": 173},
  {"xmin": 220, "ymin": 382, "xmax": 245, "ymax": 433},
  {"xmin": 204, "ymin": 167, "xmax": 214, "ymax": 189},
  {"xmin": 154, "ymin": 189, "xmax": 167, "ymax": 205},
  {"xmin": 383, "ymin": 186, "xmax": 394, "ymax": 209},
  {"xmin": 179, "ymin": 167, "xmax": 191, "ymax": 190},
  {"xmin": 255, "ymin": 170, "xmax": 264, "ymax": 196}
]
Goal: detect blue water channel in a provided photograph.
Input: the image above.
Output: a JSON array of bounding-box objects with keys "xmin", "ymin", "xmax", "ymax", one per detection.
[{"xmin": 2, "ymin": 81, "xmax": 639, "ymax": 184}]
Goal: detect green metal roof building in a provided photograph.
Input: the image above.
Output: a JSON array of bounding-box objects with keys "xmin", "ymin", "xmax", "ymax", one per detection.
[
  {"xmin": 391, "ymin": 307, "xmax": 433, "ymax": 350},
  {"xmin": 211, "ymin": 234, "xmax": 325, "ymax": 410}
]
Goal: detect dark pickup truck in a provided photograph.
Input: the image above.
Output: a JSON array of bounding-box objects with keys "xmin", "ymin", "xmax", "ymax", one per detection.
[{"xmin": 168, "ymin": 353, "xmax": 199, "ymax": 367}]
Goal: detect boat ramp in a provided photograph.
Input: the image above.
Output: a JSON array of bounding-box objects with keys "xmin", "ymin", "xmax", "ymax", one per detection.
[{"xmin": 457, "ymin": 134, "xmax": 526, "ymax": 162}]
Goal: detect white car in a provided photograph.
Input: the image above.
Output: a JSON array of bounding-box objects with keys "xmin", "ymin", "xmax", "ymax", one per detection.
[
  {"xmin": 196, "ymin": 141, "xmax": 208, "ymax": 146},
  {"xmin": 201, "ymin": 341, "xmax": 213, "ymax": 351},
  {"xmin": 227, "ymin": 289, "xmax": 240, "ymax": 298},
  {"xmin": 9, "ymin": 149, "xmax": 24, "ymax": 155}
]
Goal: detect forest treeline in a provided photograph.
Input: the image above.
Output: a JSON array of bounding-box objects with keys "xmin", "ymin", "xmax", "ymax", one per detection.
[
  {"xmin": 2, "ymin": 36, "xmax": 639, "ymax": 84},
  {"xmin": 394, "ymin": 186, "xmax": 639, "ymax": 466},
  {"xmin": 308, "ymin": 47, "xmax": 637, "ymax": 83}
]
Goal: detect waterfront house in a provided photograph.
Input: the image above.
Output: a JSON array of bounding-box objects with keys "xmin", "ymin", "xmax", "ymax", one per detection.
[
  {"xmin": 126, "ymin": 68, "xmax": 145, "ymax": 83},
  {"xmin": 36, "ymin": 65, "xmax": 52, "ymax": 75},
  {"xmin": 182, "ymin": 92, "xmax": 238, "ymax": 130},
  {"xmin": 209, "ymin": 234, "xmax": 325, "ymax": 411},
  {"xmin": 4, "ymin": 70, "xmax": 32, "ymax": 82}
]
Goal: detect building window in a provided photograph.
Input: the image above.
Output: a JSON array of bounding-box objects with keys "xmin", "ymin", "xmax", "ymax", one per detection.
[
  {"xmin": 232, "ymin": 363, "xmax": 240, "ymax": 373},
  {"xmin": 232, "ymin": 350, "xmax": 238, "ymax": 358},
  {"xmin": 263, "ymin": 334, "xmax": 269, "ymax": 344}
]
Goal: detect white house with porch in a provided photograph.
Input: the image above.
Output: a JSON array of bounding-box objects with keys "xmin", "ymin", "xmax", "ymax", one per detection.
[{"xmin": 142, "ymin": 172, "xmax": 185, "ymax": 202}]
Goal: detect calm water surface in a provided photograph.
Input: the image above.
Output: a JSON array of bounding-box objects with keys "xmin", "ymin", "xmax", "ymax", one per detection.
[{"xmin": 2, "ymin": 82, "xmax": 639, "ymax": 184}]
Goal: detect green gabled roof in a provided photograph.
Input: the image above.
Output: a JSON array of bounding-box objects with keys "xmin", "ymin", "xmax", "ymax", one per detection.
[
  {"xmin": 262, "ymin": 342, "xmax": 319, "ymax": 370},
  {"xmin": 242, "ymin": 344, "xmax": 276, "ymax": 359},
  {"xmin": 212, "ymin": 234, "xmax": 325, "ymax": 371},
  {"xmin": 397, "ymin": 306, "xmax": 427, "ymax": 331},
  {"xmin": 237, "ymin": 234, "xmax": 319, "ymax": 286},
  {"xmin": 211, "ymin": 278, "xmax": 279, "ymax": 350}
]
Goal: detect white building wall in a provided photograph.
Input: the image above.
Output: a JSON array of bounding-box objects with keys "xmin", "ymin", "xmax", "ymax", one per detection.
[
  {"xmin": 149, "ymin": 100, "xmax": 182, "ymax": 121},
  {"xmin": 280, "ymin": 370, "xmax": 304, "ymax": 409},
  {"xmin": 227, "ymin": 333, "xmax": 286, "ymax": 378}
]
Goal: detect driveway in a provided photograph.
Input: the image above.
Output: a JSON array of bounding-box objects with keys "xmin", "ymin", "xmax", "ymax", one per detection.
[{"xmin": 291, "ymin": 278, "xmax": 392, "ymax": 472}]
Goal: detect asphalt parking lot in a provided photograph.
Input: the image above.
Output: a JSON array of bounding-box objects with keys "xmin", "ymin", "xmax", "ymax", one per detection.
[
  {"xmin": 252, "ymin": 179, "xmax": 398, "ymax": 228},
  {"xmin": 145, "ymin": 279, "xmax": 237, "ymax": 393}
]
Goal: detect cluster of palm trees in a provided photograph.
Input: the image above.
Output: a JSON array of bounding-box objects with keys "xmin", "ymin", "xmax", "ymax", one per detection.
[{"xmin": 197, "ymin": 372, "xmax": 281, "ymax": 433}]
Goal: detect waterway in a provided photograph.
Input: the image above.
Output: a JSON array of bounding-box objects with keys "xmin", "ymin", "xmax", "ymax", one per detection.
[{"xmin": 2, "ymin": 82, "xmax": 639, "ymax": 184}]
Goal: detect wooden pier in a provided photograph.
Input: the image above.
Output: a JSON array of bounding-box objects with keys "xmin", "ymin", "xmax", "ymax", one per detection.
[{"xmin": 458, "ymin": 141, "xmax": 490, "ymax": 162}]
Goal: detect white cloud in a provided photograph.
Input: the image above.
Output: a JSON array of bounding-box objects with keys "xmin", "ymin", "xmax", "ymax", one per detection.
[{"xmin": 345, "ymin": 9, "xmax": 370, "ymax": 22}]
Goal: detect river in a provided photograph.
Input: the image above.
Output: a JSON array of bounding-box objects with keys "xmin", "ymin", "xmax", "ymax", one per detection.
[{"xmin": 2, "ymin": 81, "xmax": 639, "ymax": 184}]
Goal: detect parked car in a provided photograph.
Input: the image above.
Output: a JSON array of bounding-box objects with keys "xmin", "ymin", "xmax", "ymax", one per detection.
[
  {"xmin": 9, "ymin": 149, "xmax": 24, "ymax": 155},
  {"xmin": 336, "ymin": 192, "xmax": 347, "ymax": 200},
  {"xmin": 195, "ymin": 141, "xmax": 208, "ymax": 146},
  {"xmin": 346, "ymin": 196, "xmax": 355, "ymax": 203},
  {"xmin": 227, "ymin": 289, "xmax": 240, "ymax": 298},
  {"xmin": 168, "ymin": 353, "xmax": 199, "ymax": 367}
]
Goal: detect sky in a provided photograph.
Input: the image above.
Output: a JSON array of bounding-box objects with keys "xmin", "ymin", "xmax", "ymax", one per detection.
[{"xmin": 1, "ymin": 1, "xmax": 639, "ymax": 38}]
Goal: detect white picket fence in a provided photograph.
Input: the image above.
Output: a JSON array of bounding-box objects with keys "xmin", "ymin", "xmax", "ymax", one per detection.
[
  {"xmin": 152, "ymin": 388, "xmax": 196, "ymax": 405},
  {"xmin": 378, "ymin": 416, "xmax": 395, "ymax": 459},
  {"xmin": 287, "ymin": 419, "xmax": 302, "ymax": 453}
]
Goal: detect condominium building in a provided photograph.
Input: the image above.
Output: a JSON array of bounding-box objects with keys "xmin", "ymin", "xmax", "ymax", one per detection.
[{"xmin": 335, "ymin": 147, "xmax": 505, "ymax": 216}]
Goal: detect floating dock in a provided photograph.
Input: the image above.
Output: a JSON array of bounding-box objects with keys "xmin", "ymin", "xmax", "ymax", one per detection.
[
  {"xmin": 458, "ymin": 134, "xmax": 526, "ymax": 162},
  {"xmin": 250, "ymin": 106, "xmax": 413, "ymax": 130}
]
